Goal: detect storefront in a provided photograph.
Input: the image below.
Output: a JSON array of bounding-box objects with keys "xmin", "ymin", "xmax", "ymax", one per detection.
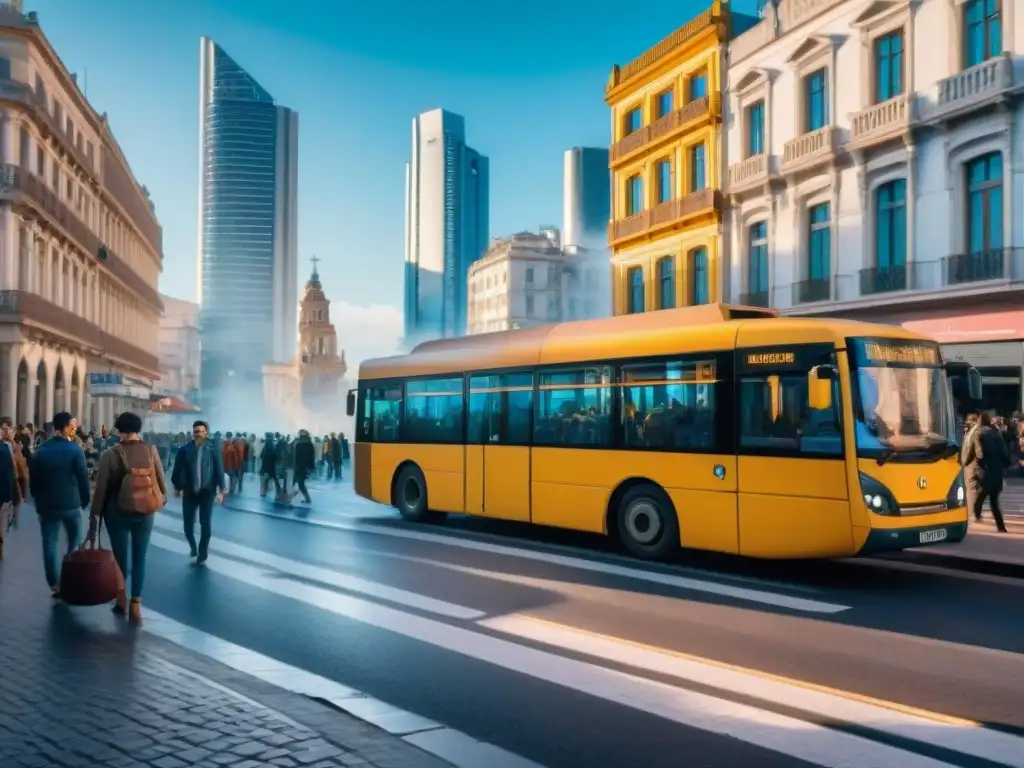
[
  {"xmin": 900, "ymin": 309, "xmax": 1024, "ymax": 414},
  {"xmin": 87, "ymin": 372, "xmax": 155, "ymax": 429}
]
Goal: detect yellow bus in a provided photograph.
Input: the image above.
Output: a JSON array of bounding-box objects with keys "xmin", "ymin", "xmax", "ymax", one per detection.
[{"xmin": 345, "ymin": 304, "xmax": 981, "ymax": 561}]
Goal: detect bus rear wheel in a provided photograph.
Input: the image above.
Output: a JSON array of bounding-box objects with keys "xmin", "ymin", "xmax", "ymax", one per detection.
[
  {"xmin": 394, "ymin": 464, "xmax": 434, "ymax": 523},
  {"xmin": 616, "ymin": 484, "xmax": 679, "ymax": 561}
]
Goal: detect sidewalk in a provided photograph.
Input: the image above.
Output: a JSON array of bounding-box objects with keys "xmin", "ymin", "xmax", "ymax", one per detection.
[
  {"xmin": 0, "ymin": 520, "xmax": 449, "ymax": 768},
  {"xmin": 886, "ymin": 523, "xmax": 1024, "ymax": 578}
]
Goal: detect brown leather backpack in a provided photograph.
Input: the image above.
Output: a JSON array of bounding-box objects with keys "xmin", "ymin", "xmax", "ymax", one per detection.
[{"xmin": 113, "ymin": 442, "xmax": 163, "ymax": 515}]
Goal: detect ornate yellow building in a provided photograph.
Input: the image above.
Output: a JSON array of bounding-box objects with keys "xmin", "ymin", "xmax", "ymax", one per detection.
[{"xmin": 605, "ymin": 2, "xmax": 729, "ymax": 315}]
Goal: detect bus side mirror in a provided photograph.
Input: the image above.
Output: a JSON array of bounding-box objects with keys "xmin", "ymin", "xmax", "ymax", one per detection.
[
  {"xmin": 346, "ymin": 389, "xmax": 356, "ymax": 417},
  {"xmin": 945, "ymin": 361, "xmax": 982, "ymax": 409},
  {"xmin": 808, "ymin": 366, "xmax": 834, "ymax": 411}
]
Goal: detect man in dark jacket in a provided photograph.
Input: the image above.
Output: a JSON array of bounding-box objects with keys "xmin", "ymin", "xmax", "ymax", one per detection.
[
  {"xmin": 171, "ymin": 420, "xmax": 225, "ymax": 565},
  {"xmin": 963, "ymin": 411, "xmax": 1010, "ymax": 532},
  {"xmin": 292, "ymin": 430, "xmax": 316, "ymax": 504},
  {"xmin": 0, "ymin": 416, "xmax": 17, "ymax": 560},
  {"xmin": 29, "ymin": 411, "xmax": 90, "ymax": 596}
]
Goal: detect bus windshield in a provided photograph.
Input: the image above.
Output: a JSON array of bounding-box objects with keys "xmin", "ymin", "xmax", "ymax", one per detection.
[{"xmin": 848, "ymin": 337, "xmax": 956, "ymax": 456}]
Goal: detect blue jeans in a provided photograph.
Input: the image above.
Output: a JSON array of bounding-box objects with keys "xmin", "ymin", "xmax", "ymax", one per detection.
[
  {"xmin": 182, "ymin": 490, "xmax": 215, "ymax": 557},
  {"xmin": 105, "ymin": 512, "xmax": 155, "ymax": 599},
  {"xmin": 38, "ymin": 509, "xmax": 83, "ymax": 588}
]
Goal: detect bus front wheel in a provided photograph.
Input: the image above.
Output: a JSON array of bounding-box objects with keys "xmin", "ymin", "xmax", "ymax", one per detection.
[
  {"xmin": 616, "ymin": 484, "xmax": 679, "ymax": 561},
  {"xmin": 394, "ymin": 464, "xmax": 433, "ymax": 523}
]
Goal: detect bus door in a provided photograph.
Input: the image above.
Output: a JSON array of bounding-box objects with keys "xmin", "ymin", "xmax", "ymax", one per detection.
[
  {"xmin": 465, "ymin": 374, "xmax": 532, "ymax": 522},
  {"xmin": 734, "ymin": 344, "xmax": 852, "ymax": 558}
]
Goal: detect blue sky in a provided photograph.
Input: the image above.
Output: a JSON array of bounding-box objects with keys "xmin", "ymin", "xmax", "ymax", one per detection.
[{"xmin": 32, "ymin": 0, "xmax": 753, "ymax": 322}]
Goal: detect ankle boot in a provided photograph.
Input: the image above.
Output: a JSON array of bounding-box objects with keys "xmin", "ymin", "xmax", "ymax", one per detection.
[
  {"xmin": 113, "ymin": 589, "xmax": 128, "ymax": 615},
  {"xmin": 128, "ymin": 598, "xmax": 142, "ymax": 625}
]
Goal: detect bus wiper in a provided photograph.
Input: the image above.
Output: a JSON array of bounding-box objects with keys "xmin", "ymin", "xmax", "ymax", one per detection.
[{"xmin": 876, "ymin": 449, "xmax": 896, "ymax": 466}]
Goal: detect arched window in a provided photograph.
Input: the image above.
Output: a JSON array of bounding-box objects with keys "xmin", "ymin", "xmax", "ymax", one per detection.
[{"xmin": 747, "ymin": 222, "xmax": 769, "ymax": 306}]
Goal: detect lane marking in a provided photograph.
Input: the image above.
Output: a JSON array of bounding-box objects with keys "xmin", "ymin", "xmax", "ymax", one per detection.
[
  {"xmin": 163, "ymin": 505, "xmax": 848, "ymax": 614},
  {"xmin": 479, "ymin": 615, "xmax": 1024, "ymax": 766},
  {"xmin": 147, "ymin": 534, "xmax": 966, "ymax": 768},
  {"xmin": 150, "ymin": 520, "xmax": 484, "ymax": 620},
  {"xmin": 141, "ymin": 610, "xmax": 542, "ymax": 768}
]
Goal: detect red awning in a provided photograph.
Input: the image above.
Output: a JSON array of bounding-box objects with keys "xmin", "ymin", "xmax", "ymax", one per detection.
[{"xmin": 149, "ymin": 395, "xmax": 200, "ymax": 413}]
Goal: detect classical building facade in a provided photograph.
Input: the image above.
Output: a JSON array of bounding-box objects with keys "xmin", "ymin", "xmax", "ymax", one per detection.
[
  {"xmin": 725, "ymin": 0, "xmax": 1023, "ymax": 410},
  {"xmin": 606, "ymin": 1, "xmax": 755, "ymax": 316},
  {"xmin": 263, "ymin": 263, "xmax": 349, "ymax": 433},
  {"xmin": 0, "ymin": 2, "xmax": 162, "ymax": 429},
  {"xmin": 157, "ymin": 293, "xmax": 200, "ymax": 404},
  {"xmin": 466, "ymin": 229, "xmax": 606, "ymax": 335}
]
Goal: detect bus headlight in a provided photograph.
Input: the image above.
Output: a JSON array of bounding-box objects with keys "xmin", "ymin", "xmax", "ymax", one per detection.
[
  {"xmin": 859, "ymin": 472, "xmax": 899, "ymax": 516},
  {"xmin": 946, "ymin": 473, "xmax": 966, "ymax": 509}
]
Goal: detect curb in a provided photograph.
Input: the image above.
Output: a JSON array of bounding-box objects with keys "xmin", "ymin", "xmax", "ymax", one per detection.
[{"xmin": 882, "ymin": 550, "xmax": 1024, "ymax": 579}]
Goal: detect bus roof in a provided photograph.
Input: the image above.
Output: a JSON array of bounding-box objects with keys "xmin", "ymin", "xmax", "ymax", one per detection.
[{"xmin": 359, "ymin": 304, "xmax": 933, "ymax": 381}]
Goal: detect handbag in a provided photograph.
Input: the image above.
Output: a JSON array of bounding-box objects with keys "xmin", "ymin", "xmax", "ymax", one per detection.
[{"xmin": 59, "ymin": 515, "xmax": 125, "ymax": 607}]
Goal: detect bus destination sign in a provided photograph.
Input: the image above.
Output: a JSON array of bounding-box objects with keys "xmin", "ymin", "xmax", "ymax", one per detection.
[
  {"xmin": 861, "ymin": 340, "xmax": 939, "ymax": 366},
  {"xmin": 746, "ymin": 352, "xmax": 795, "ymax": 366}
]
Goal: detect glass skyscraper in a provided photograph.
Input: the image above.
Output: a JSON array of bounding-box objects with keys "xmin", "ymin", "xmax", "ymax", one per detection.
[
  {"xmin": 404, "ymin": 109, "xmax": 489, "ymax": 343},
  {"xmin": 197, "ymin": 37, "xmax": 298, "ymax": 414},
  {"xmin": 563, "ymin": 147, "xmax": 611, "ymax": 250}
]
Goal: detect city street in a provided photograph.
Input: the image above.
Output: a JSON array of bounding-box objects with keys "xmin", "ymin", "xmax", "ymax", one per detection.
[{"xmin": 4, "ymin": 476, "xmax": 1024, "ymax": 768}]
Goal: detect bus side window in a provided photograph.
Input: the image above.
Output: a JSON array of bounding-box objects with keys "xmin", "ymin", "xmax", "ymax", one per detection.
[
  {"xmin": 739, "ymin": 361, "xmax": 842, "ymax": 457},
  {"xmin": 369, "ymin": 384, "xmax": 402, "ymax": 442},
  {"xmin": 469, "ymin": 373, "xmax": 533, "ymax": 445}
]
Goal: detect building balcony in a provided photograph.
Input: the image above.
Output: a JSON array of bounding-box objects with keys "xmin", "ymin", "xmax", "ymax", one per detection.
[
  {"xmin": 727, "ymin": 153, "xmax": 772, "ymax": 196},
  {"xmin": 610, "ymin": 96, "xmax": 715, "ymax": 166},
  {"xmin": 0, "ymin": 164, "xmax": 162, "ymax": 310},
  {"xmin": 738, "ymin": 289, "xmax": 771, "ymax": 308},
  {"xmin": 847, "ymin": 94, "xmax": 912, "ymax": 152},
  {"xmin": 0, "ymin": 77, "xmax": 95, "ymax": 180},
  {"xmin": 859, "ymin": 264, "xmax": 907, "ymax": 295},
  {"xmin": 608, "ymin": 187, "xmax": 719, "ymax": 247},
  {"xmin": 781, "ymin": 126, "xmax": 838, "ymax": 176},
  {"xmin": 0, "ymin": 289, "xmax": 159, "ymax": 374},
  {"xmin": 926, "ymin": 54, "xmax": 1015, "ymax": 124}
]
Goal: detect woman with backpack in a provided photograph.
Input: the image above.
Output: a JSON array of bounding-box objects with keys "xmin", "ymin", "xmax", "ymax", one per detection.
[{"xmin": 90, "ymin": 411, "xmax": 167, "ymax": 625}]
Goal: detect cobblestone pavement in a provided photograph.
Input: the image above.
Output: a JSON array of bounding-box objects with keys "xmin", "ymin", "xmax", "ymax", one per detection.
[{"xmin": 0, "ymin": 515, "xmax": 449, "ymax": 768}]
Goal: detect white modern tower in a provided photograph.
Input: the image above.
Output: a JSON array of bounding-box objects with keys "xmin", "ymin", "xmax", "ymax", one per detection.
[
  {"xmin": 563, "ymin": 147, "xmax": 611, "ymax": 251},
  {"xmin": 404, "ymin": 109, "xmax": 489, "ymax": 343}
]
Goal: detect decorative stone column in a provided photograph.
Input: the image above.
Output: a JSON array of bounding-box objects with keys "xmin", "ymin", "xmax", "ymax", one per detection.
[{"xmin": 0, "ymin": 345, "xmax": 17, "ymax": 420}]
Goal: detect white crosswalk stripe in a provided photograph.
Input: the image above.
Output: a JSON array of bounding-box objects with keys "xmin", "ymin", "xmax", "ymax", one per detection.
[{"xmin": 143, "ymin": 514, "xmax": 1024, "ymax": 768}]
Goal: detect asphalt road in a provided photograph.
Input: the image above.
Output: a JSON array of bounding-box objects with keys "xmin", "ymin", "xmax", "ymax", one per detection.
[{"xmin": 25, "ymin": 479, "xmax": 1024, "ymax": 768}]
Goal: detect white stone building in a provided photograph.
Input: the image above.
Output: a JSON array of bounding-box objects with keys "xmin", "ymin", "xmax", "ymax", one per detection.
[
  {"xmin": 0, "ymin": 2, "xmax": 163, "ymax": 429},
  {"xmin": 157, "ymin": 294, "xmax": 200, "ymax": 404},
  {"xmin": 466, "ymin": 229, "xmax": 606, "ymax": 335},
  {"xmin": 725, "ymin": 0, "xmax": 1024, "ymax": 410}
]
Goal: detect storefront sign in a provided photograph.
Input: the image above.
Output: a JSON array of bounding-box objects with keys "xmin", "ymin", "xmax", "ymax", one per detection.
[{"xmin": 88, "ymin": 372, "xmax": 152, "ymax": 399}]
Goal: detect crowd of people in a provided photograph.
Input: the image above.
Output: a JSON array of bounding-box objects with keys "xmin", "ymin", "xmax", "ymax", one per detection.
[{"xmin": 0, "ymin": 413, "xmax": 351, "ymax": 625}]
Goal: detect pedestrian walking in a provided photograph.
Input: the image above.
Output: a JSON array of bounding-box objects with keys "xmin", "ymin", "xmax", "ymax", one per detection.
[
  {"xmin": 259, "ymin": 432, "xmax": 277, "ymax": 497},
  {"xmin": 1, "ymin": 416, "xmax": 27, "ymax": 532},
  {"xmin": 90, "ymin": 411, "xmax": 166, "ymax": 624},
  {"xmin": 170, "ymin": 420, "xmax": 225, "ymax": 565},
  {"xmin": 234, "ymin": 433, "xmax": 250, "ymax": 493},
  {"xmin": 963, "ymin": 411, "xmax": 1010, "ymax": 533},
  {"xmin": 28, "ymin": 412, "xmax": 90, "ymax": 597},
  {"xmin": 222, "ymin": 432, "xmax": 241, "ymax": 494},
  {"xmin": 292, "ymin": 430, "xmax": 316, "ymax": 504},
  {"xmin": 0, "ymin": 416, "xmax": 18, "ymax": 560},
  {"xmin": 329, "ymin": 433, "xmax": 342, "ymax": 480}
]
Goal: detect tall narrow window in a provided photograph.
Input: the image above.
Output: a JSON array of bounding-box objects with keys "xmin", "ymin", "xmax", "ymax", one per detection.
[
  {"xmin": 808, "ymin": 203, "xmax": 831, "ymax": 282},
  {"xmin": 627, "ymin": 267, "xmax": 645, "ymax": 314},
  {"xmin": 656, "ymin": 159, "xmax": 672, "ymax": 204},
  {"xmin": 967, "ymin": 153, "xmax": 1003, "ymax": 253},
  {"xmin": 656, "ymin": 89, "xmax": 674, "ymax": 118},
  {"xmin": 689, "ymin": 144, "xmax": 706, "ymax": 192},
  {"xmin": 746, "ymin": 100, "xmax": 765, "ymax": 157},
  {"xmin": 689, "ymin": 248, "xmax": 709, "ymax": 305},
  {"xmin": 964, "ymin": 0, "xmax": 1001, "ymax": 67},
  {"xmin": 626, "ymin": 175, "xmax": 643, "ymax": 215},
  {"xmin": 874, "ymin": 31, "xmax": 904, "ymax": 102},
  {"xmin": 805, "ymin": 69, "xmax": 828, "ymax": 132},
  {"xmin": 690, "ymin": 71, "xmax": 708, "ymax": 100},
  {"xmin": 748, "ymin": 221, "xmax": 769, "ymax": 304},
  {"xmin": 658, "ymin": 257, "xmax": 676, "ymax": 309},
  {"xmin": 625, "ymin": 107, "xmax": 642, "ymax": 135},
  {"xmin": 876, "ymin": 180, "xmax": 907, "ymax": 268}
]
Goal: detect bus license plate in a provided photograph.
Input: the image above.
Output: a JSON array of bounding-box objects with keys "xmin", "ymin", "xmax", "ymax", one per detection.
[{"xmin": 919, "ymin": 529, "xmax": 948, "ymax": 544}]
